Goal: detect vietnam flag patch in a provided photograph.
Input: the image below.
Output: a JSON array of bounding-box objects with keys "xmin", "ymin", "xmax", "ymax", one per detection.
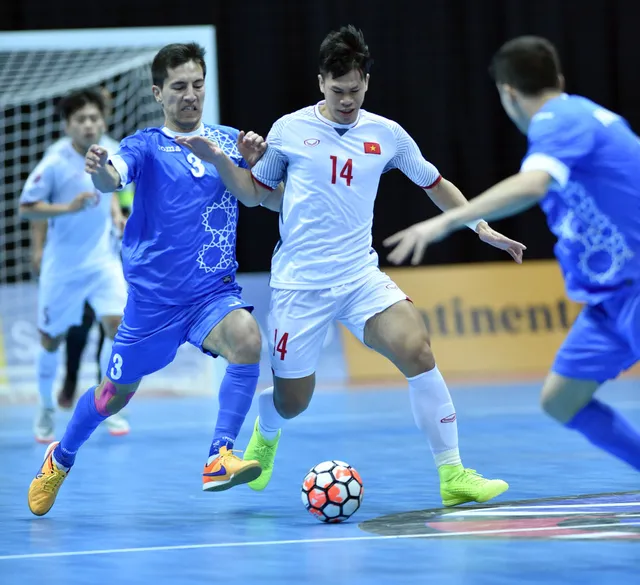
[{"xmin": 363, "ymin": 141, "xmax": 381, "ymax": 155}]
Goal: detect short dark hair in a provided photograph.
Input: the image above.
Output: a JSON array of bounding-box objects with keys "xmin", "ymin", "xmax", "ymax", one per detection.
[
  {"xmin": 489, "ymin": 36, "xmax": 562, "ymax": 96},
  {"xmin": 58, "ymin": 88, "xmax": 105, "ymax": 120},
  {"xmin": 152, "ymin": 42, "xmax": 206, "ymax": 87},
  {"xmin": 319, "ymin": 25, "xmax": 373, "ymax": 79}
]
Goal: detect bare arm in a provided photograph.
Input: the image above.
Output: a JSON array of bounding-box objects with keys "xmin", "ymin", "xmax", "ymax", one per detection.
[
  {"xmin": 260, "ymin": 185, "xmax": 285, "ymax": 212},
  {"xmin": 20, "ymin": 192, "xmax": 97, "ymax": 220},
  {"xmin": 432, "ymin": 170, "xmax": 551, "ymax": 232},
  {"xmin": 383, "ymin": 171, "xmax": 546, "ymax": 265},
  {"xmin": 30, "ymin": 220, "xmax": 47, "ymax": 275}
]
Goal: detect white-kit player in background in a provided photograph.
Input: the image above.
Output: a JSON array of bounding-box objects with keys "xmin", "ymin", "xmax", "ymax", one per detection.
[
  {"xmin": 20, "ymin": 88, "xmax": 130, "ymax": 443},
  {"xmin": 176, "ymin": 25, "xmax": 527, "ymax": 506}
]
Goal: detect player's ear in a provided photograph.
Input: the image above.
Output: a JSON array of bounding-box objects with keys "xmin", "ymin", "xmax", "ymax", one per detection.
[
  {"xmin": 318, "ymin": 74, "xmax": 324, "ymax": 93},
  {"xmin": 364, "ymin": 73, "xmax": 370, "ymax": 92},
  {"xmin": 152, "ymin": 85, "xmax": 162, "ymax": 105}
]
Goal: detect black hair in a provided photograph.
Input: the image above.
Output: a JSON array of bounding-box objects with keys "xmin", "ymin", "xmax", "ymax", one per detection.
[
  {"xmin": 489, "ymin": 36, "xmax": 563, "ymax": 96},
  {"xmin": 58, "ymin": 88, "xmax": 105, "ymax": 120},
  {"xmin": 319, "ymin": 25, "xmax": 373, "ymax": 79},
  {"xmin": 152, "ymin": 42, "xmax": 206, "ymax": 87}
]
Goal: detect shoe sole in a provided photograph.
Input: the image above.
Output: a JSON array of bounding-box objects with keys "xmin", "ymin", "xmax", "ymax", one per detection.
[
  {"xmin": 34, "ymin": 436, "xmax": 55, "ymax": 444},
  {"xmin": 202, "ymin": 464, "xmax": 263, "ymax": 493},
  {"xmin": 442, "ymin": 482, "xmax": 510, "ymax": 507},
  {"xmin": 108, "ymin": 428, "xmax": 130, "ymax": 437}
]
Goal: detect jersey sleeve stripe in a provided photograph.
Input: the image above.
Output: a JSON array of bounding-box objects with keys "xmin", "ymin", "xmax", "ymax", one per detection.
[
  {"xmin": 252, "ymin": 174, "xmax": 276, "ymax": 191},
  {"xmin": 521, "ymin": 153, "xmax": 569, "ymax": 187},
  {"xmin": 422, "ymin": 175, "xmax": 442, "ymax": 190},
  {"xmin": 108, "ymin": 155, "xmax": 129, "ymax": 190}
]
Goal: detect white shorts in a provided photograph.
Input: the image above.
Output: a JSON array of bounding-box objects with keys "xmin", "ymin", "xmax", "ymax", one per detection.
[
  {"xmin": 268, "ymin": 269, "xmax": 409, "ymax": 379},
  {"xmin": 38, "ymin": 262, "xmax": 127, "ymax": 337}
]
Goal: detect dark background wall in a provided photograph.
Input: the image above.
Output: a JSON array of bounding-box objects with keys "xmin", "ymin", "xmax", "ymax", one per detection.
[{"xmin": 4, "ymin": 0, "xmax": 640, "ymax": 273}]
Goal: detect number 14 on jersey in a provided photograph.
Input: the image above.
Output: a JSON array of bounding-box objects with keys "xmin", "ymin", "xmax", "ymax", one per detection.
[{"xmin": 330, "ymin": 156, "xmax": 353, "ymax": 186}]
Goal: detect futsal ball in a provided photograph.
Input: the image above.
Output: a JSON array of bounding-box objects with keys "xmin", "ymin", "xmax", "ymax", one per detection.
[{"xmin": 301, "ymin": 460, "xmax": 364, "ymax": 523}]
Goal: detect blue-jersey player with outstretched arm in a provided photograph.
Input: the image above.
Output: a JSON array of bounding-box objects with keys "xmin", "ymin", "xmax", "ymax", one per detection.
[
  {"xmin": 384, "ymin": 35, "xmax": 640, "ymax": 476},
  {"xmin": 28, "ymin": 42, "xmax": 283, "ymax": 516}
]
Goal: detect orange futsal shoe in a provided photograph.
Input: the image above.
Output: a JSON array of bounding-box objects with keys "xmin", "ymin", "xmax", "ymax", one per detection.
[
  {"xmin": 202, "ymin": 446, "xmax": 262, "ymax": 492},
  {"xmin": 28, "ymin": 441, "xmax": 69, "ymax": 516}
]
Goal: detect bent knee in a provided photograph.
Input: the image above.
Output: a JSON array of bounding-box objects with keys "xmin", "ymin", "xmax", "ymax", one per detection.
[
  {"xmin": 95, "ymin": 378, "xmax": 138, "ymax": 415},
  {"xmin": 540, "ymin": 375, "xmax": 598, "ymax": 424},
  {"xmin": 395, "ymin": 335, "xmax": 435, "ymax": 377},
  {"xmin": 226, "ymin": 323, "xmax": 262, "ymax": 364},
  {"xmin": 274, "ymin": 377, "xmax": 314, "ymax": 419}
]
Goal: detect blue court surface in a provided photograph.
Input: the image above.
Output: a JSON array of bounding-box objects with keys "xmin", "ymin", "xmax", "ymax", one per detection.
[{"xmin": 1, "ymin": 379, "xmax": 639, "ymax": 585}]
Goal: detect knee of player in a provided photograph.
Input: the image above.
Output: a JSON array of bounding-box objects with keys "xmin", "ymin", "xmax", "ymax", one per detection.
[
  {"xmin": 226, "ymin": 326, "xmax": 262, "ymax": 364},
  {"xmin": 402, "ymin": 335, "xmax": 435, "ymax": 372},
  {"xmin": 274, "ymin": 390, "xmax": 310, "ymax": 419},
  {"xmin": 94, "ymin": 379, "xmax": 137, "ymax": 415}
]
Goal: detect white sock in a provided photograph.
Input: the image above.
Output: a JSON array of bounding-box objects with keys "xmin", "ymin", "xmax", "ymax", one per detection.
[
  {"xmin": 258, "ymin": 386, "xmax": 286, "ymax": 440},
  {"xmin": 408, "ymin": 366, "xmax": 462, "ymax": 468},
  {"xmin": 99, "ymin": 336, "xmax": 114, "ymax": 378},
  {"xmin": 37, "ymin": 347, "xmax": 59, "ymax": 409}
]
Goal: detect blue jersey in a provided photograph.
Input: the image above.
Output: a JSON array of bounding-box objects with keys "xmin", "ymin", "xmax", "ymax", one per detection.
[
  {"xmin": 521, "ymin": 94, "xmax": 640, "ymax": 304},
  {"xmin": 109, "ymin": 124, "xmax": 248, "ymax": 304}
]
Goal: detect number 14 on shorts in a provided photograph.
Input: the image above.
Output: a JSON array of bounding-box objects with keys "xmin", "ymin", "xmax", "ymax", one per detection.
[{"xmin": 273, "ymin": 329, "xmax": 289, "ymax": 360}]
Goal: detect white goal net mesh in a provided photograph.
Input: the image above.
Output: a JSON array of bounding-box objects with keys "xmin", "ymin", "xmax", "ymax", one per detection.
[
  {"xmin": 0, "ymin": 47, "xmax": 163, "ymax": 284},
  {"xmin": 0, "ymin": 44, "xmax": 220, "ymax": 400}
]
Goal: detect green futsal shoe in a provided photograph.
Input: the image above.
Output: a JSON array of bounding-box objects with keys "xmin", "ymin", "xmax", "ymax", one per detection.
[
  {"xmin": 439, "ymin": 464, "xmax": 509, "ymax": 507},
  {"xmin": 243, "ymin": 416, "xmax": 281, "ymax": 491}
]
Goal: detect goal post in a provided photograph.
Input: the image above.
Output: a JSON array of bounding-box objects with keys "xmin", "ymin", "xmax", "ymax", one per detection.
[{"xmin": 0, "ymin": 26, "xmax": 226, "ymax": 402}]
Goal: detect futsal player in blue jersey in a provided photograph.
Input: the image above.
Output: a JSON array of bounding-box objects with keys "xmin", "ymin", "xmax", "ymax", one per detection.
[
  {"xmin": 384, "ymin": 35, "xmax": 640, "ymax": 474},
  {"xmin": 28, "ymin": 42, "xmax": 282, "ymax": 516}
]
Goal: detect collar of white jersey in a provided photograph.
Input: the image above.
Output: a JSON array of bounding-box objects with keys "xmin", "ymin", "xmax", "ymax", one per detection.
[
  {"xmin": 314, "ymin": 101, "xmax": 361, "ymax": 129},
  {"xmin": 161, "ymin": 123, "xmax": 205, "ymax": 138}
]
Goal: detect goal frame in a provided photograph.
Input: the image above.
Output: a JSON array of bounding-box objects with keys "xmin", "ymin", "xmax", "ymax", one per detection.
[{"xmin": 0, "ymin": 25, "xmax": 219, "ymax": 124}]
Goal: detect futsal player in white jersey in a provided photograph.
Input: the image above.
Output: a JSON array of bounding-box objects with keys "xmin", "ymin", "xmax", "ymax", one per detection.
[
  {"xmin": 20, "ymin": 89, "xmax": 130, "ymax": 443},
  {"xmin": 32, "ymin": 85, "xmax": 125, "ymax": 408},
  {"xmin": 176, "ymin": 25, "xmax": 525, "ymax": 506}
]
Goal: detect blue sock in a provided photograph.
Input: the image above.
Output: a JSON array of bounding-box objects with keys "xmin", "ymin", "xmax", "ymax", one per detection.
[
  {"xmin": 209, "ymin": 363, "xmax": 259, "ymax": 457},
  {"xmin": 53, "ymin": 386, "xmax": 107, "ymax": 469},
  {"xmin": 566, "ymin": 399, "xmax": 640, "ymax": 471}
]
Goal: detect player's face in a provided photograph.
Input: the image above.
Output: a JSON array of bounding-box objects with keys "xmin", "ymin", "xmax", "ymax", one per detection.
[
  {"xmin": 154, "ymin": 60, "xmax": 205, "ymax": 132},
  {"xmin": 318, "ymin": 69, "xmax": 369, "ymax": 124},
  {"xmin": 65, "ymin": 103, "xmax": 105, "ymax": 152},
  {"xmin": 497, "ymin": 84, "xmax": 529, "ymax": 134}
]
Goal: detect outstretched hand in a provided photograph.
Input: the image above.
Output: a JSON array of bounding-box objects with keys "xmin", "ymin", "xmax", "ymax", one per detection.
[
  {"xmin": 475, "ymin": 222, "xmax": 526, "ymax": 264},
  {"xmin": 174, "ymin": 135, "xmax": 223, "ymax": 164},
  {"xmin": 383, "ymin": 218, "xmax": 527, "ymax": 265}
]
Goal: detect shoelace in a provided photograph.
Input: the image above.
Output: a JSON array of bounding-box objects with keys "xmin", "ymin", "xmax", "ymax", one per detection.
[
  {"xmin": 457, "ymin": 469, "xmax": 489, "ymax": 485},
  {"xmin": 41, "ymin": 469, "xmax": 66, "ymax": 494}
]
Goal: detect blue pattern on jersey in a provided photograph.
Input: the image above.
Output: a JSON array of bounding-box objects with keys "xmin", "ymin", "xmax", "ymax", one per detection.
[
  {"xmin": 525, "ymin": 95, "xmax": 640, "ymax": 304},
  {"xmin": 115, "ymin": 124, "xmax": 247, "ymax": 304}
]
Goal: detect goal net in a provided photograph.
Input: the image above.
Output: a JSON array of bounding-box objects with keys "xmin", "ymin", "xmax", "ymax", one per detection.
[{"xmin": 0, "ymin": 27, "xmax": 224, "ymax": 401}]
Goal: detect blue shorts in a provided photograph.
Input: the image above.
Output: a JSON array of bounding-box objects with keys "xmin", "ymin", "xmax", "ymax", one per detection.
[
  {"xmin": 553, "ymin": 285, "xmax": 640, "ymax": 383},
  {"xmin": 106, "ymin": 282, "xmax": 253, "ymax": 384}
]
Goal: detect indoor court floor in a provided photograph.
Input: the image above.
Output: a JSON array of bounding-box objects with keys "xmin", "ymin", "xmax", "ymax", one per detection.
[{"xmin": 1, "ymin": 379, "xmax": 639, "ymax": 585}]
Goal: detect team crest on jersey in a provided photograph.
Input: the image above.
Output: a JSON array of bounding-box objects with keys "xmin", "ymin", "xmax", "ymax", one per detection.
[{"xmin": 304, "ymin": 138, "xmax": 321, "ymax": 147}]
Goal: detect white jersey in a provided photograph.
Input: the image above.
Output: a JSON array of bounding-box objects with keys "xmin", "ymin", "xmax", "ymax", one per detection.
[
  {"xmin": 252, "ymin": 102, "xmax": 441, "ymax": 289},
  {"xmin": 20, "ymin": 139, "xmax": 120, "ymax": 282},
  {"xmin": 46, "ymin": 134, "xmax": 120, "ymax": 156}
]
